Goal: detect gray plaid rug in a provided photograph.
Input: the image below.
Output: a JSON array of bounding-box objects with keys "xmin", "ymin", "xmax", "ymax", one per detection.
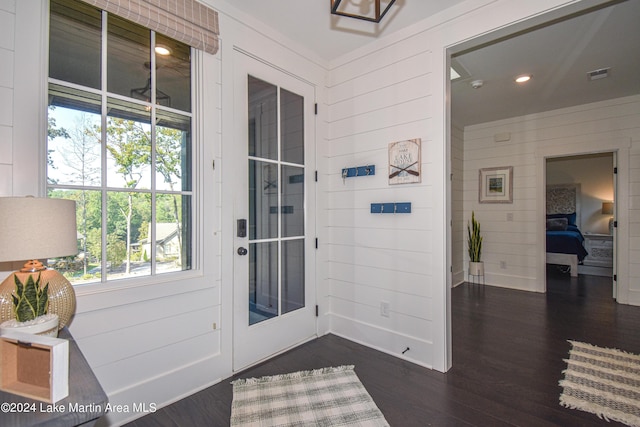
[
  {"xmin": 559, "ymin": 340, "xmax": 640, "ymax": 426},
  {"xmin": 230, "ymin": 365, "xmax": 389, "ymax": 426}
]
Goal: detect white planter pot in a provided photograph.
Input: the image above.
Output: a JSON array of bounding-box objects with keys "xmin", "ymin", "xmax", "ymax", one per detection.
[
  {"xmin": 469, "ymin": 261, "xmax": 484, "ymax": 276},
  {"xmin": 0, "ymin": 314, "xmax": 59, "ymax": 337}
]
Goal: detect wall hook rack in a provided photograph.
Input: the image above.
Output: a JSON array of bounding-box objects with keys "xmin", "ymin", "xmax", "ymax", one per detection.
[
  {"xmin": 370, "ymin": 202, "xmax": 412, "ymax": 214},
  {"xmin": 341, "ymin": 165, "xmax": 375, "ymax": 180}
]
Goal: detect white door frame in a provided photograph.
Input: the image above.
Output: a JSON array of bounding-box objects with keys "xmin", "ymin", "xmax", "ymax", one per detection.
[{"xmin": 535, "ymin": 138, "xmax": 631, "ymax": 300}]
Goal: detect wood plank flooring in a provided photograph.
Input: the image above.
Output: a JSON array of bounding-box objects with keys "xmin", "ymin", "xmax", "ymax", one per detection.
[{"xmin": 126, "ymin": 270, "xmax": 640, "ymax": 426}]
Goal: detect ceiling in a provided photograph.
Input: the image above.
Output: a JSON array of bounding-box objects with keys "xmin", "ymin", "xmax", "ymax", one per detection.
[
  {"xmin": 214, "ymin": 0, "xmax": 466, "ymax": 61},
  {"xmin": 215, "ymin": 0, "xmax": 639, "ymax": 128}
]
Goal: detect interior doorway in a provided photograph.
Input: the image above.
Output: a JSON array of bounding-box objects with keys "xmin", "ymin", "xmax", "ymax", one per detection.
[{"xmin": 544, "ymin": 152, "xmax": 616, "ymax": 296}]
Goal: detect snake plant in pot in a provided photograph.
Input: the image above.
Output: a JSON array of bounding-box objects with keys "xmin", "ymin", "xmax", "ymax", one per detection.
[
  {"xmin": 0, "ymin": 273, "xmax": 59, "ymax": 337},
  {"xmin": 467, "ymin": 211, "xmax": 484, "ymax": 276}
]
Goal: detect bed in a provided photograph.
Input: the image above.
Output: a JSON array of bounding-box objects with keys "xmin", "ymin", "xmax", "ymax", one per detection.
[{"xmin": 545, "ymin": 184, "xmax": 588, "ymax": 277}]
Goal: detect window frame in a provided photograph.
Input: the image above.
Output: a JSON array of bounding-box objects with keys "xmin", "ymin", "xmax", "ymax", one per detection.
[{"xmin": 46, "ymin": 3, "xmax": 202, "ymax": 289}]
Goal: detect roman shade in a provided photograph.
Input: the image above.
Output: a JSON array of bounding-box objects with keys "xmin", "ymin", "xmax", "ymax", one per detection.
[{"xmin": 79, "ymin": 0, "xmax": 219, "ymax": 55}]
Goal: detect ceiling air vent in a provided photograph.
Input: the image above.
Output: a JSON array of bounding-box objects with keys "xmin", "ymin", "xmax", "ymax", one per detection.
[{"xmin": 587, "ymin": 67, "xmax": 610, "ymax": 81}]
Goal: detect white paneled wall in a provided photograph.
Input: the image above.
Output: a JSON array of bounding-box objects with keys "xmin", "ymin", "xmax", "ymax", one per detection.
[
  {"xmin": 321, "ymin": 0, "xmax": 595, "ymax": 372},
  {"xmin": 324, "ymin": 36, "xmax": 439, "ymax": 368},
  {"xmin": 0, "ymin": 0, "xmax": 15, "ymax": 196},
  {"xmin": 462, "ymin": 95, "xmax": 640, "ymax": 302},
  {"xmin": 451, "ymin": 125, "xmax": 465, "ymax": 286}
]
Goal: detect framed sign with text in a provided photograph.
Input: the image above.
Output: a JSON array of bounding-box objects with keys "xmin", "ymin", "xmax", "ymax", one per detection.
[{"xmin": 388, "ymin": 138, "xmax": 421, "ymax": 185}]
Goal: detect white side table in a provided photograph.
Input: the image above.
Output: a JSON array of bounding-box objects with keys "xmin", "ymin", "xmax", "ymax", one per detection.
[{"xmin": 583, "ymin": 233, "xmax": 613, "ymax": 268}]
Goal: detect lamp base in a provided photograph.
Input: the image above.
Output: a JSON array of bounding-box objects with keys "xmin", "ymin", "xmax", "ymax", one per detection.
[{"xmin": 0, "ymin": 262, "xmax": 76, "ymax": 329}]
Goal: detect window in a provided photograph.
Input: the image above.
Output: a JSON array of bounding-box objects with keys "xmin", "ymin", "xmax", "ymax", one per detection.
[{"xmin": 47, "ymin": 0, "xmax": 194, "ymax": 285}]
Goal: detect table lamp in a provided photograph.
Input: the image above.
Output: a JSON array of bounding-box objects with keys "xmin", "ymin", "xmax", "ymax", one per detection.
[
  {"xmin": 0, "ymin": 197, "xmax": 78, "ymax": 329},
  {"xmin": 602, "ymin": 201, "xmax": 614, "ymax": 235}
]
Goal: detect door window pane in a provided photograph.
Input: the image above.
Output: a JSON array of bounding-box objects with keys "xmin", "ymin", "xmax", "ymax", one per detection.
[
  {"xmin": 248, "ymin": 76, "xmax": 277, "ymax": 160},
  {"xmin": 249, "ymin": 160, "xmax": 278, "ymax": 240},
  {"xmin": 249, "ymin": 242, "xmax": 278, "ymax": 325},
  {"xmin": 49, "ymin": 0, "xmax": 101, "ymax": 89},
  {"xmin": 280, "ymin": 88, "xmax": 304, "ymax": 165},
  {"xmin": 282, "ymin": 239, "xmax": 304, "ymax": 315},
  {"xmin": 281, "ymin": 165, "xmax": 304, "ymax": 237}
]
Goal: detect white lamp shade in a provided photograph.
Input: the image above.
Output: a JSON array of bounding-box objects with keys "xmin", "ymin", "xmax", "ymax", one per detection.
[{"xmin": 0, "ymin": 197, "xmax": 78, "ymax": 262}]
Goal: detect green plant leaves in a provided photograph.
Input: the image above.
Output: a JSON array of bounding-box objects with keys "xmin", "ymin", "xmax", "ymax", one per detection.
[
  {"xmin": 12, "ymin": 273, "xmax": 49, "ymax": 322},
  {"xmin": 467, "ymin": 211, "xmax": 483, "ymax": 262}
]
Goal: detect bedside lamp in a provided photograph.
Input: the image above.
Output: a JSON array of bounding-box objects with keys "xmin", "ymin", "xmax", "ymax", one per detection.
[
  {"xmin": 0, "ymin": 197, "xmax": 78, "ymax": 329},
  {"xmin": 601, "ymin": 201, "xmax": 614, "ymax": 235}
]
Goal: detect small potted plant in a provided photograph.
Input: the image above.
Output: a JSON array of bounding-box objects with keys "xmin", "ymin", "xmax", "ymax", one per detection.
[
  {"xmin": 0, "ymin": 273, "xmax": 59, "ymax": 337},
  {"xmin": 467, "ymin": 211, "xmax": 484, "ymax": 276}
]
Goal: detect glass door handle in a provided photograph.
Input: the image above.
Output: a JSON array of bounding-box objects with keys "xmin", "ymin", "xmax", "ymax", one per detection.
[{"xmin": 237, "ymin": 247, "xmax": 248, "ymax": 256}]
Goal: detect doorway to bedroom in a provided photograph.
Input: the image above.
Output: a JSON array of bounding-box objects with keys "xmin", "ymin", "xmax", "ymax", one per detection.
[{"xmin": 545, "ymin": 152, "xmax": 616, "ymax": 296}]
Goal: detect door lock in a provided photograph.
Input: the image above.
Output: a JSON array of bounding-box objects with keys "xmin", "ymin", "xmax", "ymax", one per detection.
[
  {"xmin": 237, "ymin": 247, "xmax": 248, "ymax": 256},
  {"xmin": 237, "ymin": 219, "xmax": 247, "ymax": 237}
]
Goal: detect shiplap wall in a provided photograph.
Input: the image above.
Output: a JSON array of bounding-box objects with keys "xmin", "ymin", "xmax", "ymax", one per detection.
[
  {"xmin": 462, "ymin": 95, "xmax": 640, "ymax": 302},
  {"xmin": 0, "ymin": 0, "xmax": 14, "ymax": 197},
  {"xmin": 324, "ymin": 32, "xmax": 442, "ymax": 368},
  {"xmin": 452, "ymin": 125, "xmax": 465, "ymax": 286},
  {"xmin": 322, "ymin": 0, "xmax": 590, "ymax": 372}
]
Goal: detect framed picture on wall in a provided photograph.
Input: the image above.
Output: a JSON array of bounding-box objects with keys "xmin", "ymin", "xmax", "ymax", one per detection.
[
  {"xmin": 479, "ymin": 166, "xmax": 513, "ymax": 203},
  {"xmin": 388, "ymin": 138, "xmax": 421, "ymax": 185}
]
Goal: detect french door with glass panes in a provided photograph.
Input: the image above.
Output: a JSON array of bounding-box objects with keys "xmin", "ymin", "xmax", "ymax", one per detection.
[{"xmin": 232, "ymin": 52, "xmax": 316, "ymax": 371}]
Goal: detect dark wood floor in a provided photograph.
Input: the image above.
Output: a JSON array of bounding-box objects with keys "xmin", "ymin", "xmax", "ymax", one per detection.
[{"xmin": 126, "ymin": 270, "xmax": 640, "ymax": 426}]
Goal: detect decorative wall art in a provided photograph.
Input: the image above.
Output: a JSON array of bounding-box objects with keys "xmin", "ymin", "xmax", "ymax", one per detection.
[
  {"xmin": 479, "ymin": 166, "xmax": 513, "ymax": 203},
  {"xmin": 388, "ymin": 138, "xmax": 421, "ymax": 185}
]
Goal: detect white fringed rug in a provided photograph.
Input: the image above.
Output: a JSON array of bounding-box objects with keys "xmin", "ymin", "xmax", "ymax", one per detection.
[
  {"xmin": 230, "ymin": 365, "xmax": 389, "ymax": 426},
  {"xmin": 559, "ymin": 340, "xmax": 640, "ymax": 426}
]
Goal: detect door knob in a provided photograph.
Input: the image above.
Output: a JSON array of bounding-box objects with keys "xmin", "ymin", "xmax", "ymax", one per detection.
[{"xmin": 237, "ymin": 247, "xmax": 248, "ymax": 256}]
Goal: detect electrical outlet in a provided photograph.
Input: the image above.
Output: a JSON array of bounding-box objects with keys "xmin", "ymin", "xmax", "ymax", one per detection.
[
  {"xmin": 380, "ymin": 302, "xmax": 390, "ymax": 317},
  {"xmin": 506, "ymin": 212, "xmax": 514, "ymax": 222},
  {"xmin": 212, "ymin": 322, "xmax": 217, "ymax": 330},
  {"xmin": 500, "ymin": 261, "xmax": 507, "ymax": 269}
]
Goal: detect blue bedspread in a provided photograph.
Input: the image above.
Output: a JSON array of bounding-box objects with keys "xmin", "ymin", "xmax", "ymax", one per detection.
[{"xmin": 546, "ymin": 226, "xmax": 588, "ymax": 261}]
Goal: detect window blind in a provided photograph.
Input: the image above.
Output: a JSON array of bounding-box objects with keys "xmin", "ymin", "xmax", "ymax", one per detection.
[{"xmin": 79, "ymin": 0, "xmax": 219, "ymax": 55}]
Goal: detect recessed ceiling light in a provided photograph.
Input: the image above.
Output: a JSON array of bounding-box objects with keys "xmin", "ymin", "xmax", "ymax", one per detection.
[
  {"xmin": 515, "ymin": 74, "xmax": 532, "ymax": 83},
  {"xmin": 155, "ymin": 45, "xmax": 172, "ymax": 56}
]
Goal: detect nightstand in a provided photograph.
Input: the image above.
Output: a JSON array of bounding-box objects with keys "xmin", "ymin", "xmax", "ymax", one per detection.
[{"xmin": 583, "ymin": 233, "xmax": 613, "ymax": 268}]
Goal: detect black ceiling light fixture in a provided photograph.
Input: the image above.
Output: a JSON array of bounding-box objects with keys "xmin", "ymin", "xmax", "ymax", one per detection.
[{"xmin": 330, "ymin": 0, "xmax": 397, "ymax": 23}]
